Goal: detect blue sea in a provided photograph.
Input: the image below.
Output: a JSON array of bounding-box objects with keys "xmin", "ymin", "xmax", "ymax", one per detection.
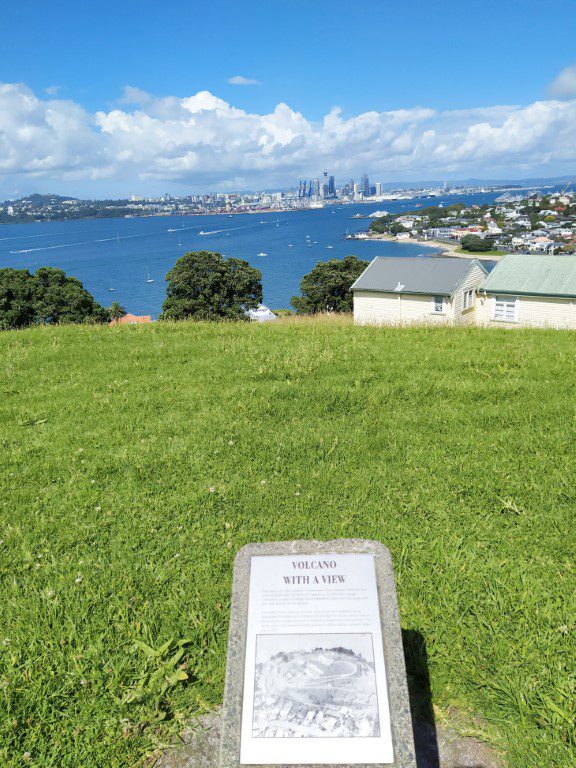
[{"xmin": 0, "ymin": 192, "xmax": 504, "ymax": 317}]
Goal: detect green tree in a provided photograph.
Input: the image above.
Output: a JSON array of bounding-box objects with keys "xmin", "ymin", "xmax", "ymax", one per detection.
[
  {"xmin": 291, "ymin": 255, "xmax": 368, "ymax": 314},
  {"xmin": 34, "ymin": 267, "xmax": 109, "ymax": 324},
  {"xmin": 161, "ymin": 251, "xmax": 262, "ymax": 321},
  {"xmin": 109, "ymin": 302, "xmax": 127, "ymax": 321},
  {"xmin": 369, "ymin": 215, "xmax": 391, "ymax": 234},
  {"xmin": 0, "ymin": 269, "xmax": 38, "ymax": 330},
  {"xmin": 388, "ymin": 221, "xmax": 409, "ymax": 235},
  {"xmin": 460, "ymin": 234, "xmax": 494, "ymax": 253}
]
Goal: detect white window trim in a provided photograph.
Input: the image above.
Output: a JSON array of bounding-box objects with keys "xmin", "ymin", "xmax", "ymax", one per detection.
[
  {"xmin": 432, "ymin": 295, "xmax": 445, "ymax": 314},
  {"xmin": 462, "ymin": 289, "xmax": 475, "ymax": 311},
  {"xmin": 493, "ymin": 295, "xmax": 518, "ymax": 323}
]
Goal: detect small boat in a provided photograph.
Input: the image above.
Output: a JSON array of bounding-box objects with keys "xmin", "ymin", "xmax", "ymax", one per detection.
[
  {"xmin": 146, "ymin": 268, "xmax": 154, "ymax": 284},
  {"xmin": 326, "ymin": 245, "xmax": 334, "ymax": 249},
  {"xmin": 109, "ymin": 281, "xmax": 115, "ymax": 292},
  {"xmin": 257, "ymin": 251, "xmax": 267, "ymax": 257},
  {"xmin": 288, "ymin": 243, "xmax": 293, "ymax": 247}
]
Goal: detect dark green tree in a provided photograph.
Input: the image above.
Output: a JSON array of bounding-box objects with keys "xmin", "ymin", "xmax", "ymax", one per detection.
[
  {"xmin": 161, "ymin": 251, "xmax": 262, "ymax": 321},
  {"xmin": 388, "ymin": 221, "xmax": 409, "ymax": 235},
  {"xmin": 0, "ymin": 269, "xmax": 38, "ymax": 330},
  {"xmin": 34, "ymin": 267, "xmax": 109, "ymax": 324},
  {"xmin": 0, "ymin": 267, "xmax": 108, "ymax": 330},
  {"xmin": 291, "ymin": 255, "xmax": 368, "ymax": 314},
  {"xmin": 460, "ymin": 234, "xmax": 494, "ymax": 253}
]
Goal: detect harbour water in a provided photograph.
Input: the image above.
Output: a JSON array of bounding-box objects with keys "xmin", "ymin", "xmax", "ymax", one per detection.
[{"xmin": 0, "ymin": 192, "xmax": 503, "ymax": 316}]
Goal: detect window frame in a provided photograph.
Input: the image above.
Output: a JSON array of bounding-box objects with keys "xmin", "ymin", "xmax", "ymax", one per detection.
[
  {"xmin": 432, "ymin": 295, "xmax": 445, "ymax": 314},
  {"xmin": 493, "ymin": 295, "xmax": 518, "ymax": 322},
  {"xmin": 462, "ymin": 288, "xmax": 475, "ymax": 311}
]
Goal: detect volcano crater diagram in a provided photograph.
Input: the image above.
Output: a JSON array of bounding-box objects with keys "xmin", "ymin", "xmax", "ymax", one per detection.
[{"xmin": 252, "ymin": 634, "xmax": 381, "ymax": 738}]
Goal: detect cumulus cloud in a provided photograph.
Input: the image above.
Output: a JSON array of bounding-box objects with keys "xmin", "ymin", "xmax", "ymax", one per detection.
[
  {"xmin": 549, "ymin": 64, "xmax": 576, "ymax": 99},
  {"xmin": 228, "ymin": 75, "xmax": 261, "ymax": 86},
  {"xmin": 0, "ymin": 81, "xmax": 575, "ymax": 194}
]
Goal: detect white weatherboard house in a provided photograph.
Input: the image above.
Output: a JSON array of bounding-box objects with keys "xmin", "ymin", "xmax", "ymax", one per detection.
[
  {"xmin": 351, "ymin": 257, "xmax": 488, "ymax": 326},
  {"xmin": 476, "ymin": 255, "xmax": 576, "ymax": 329}
]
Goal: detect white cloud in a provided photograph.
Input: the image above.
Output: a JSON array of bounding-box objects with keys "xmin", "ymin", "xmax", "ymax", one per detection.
[
  {"xmin": 549, "ymin": 64, "xmax": 576, "ymax": 99},
  {"xmin": 44, "ymin": 85, "xmax": 61, "ymax": 96},
  {"xmin": 228, "ymin": 75, "xmax": 261, "ymax": 86},
  {"xmin": 0, "ymin": 81, "xmax": 575, "ymax": 195}
]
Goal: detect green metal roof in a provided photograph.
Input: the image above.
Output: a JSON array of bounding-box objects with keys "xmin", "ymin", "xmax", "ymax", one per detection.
[{"xmin": 481, "ymin": 256, "xmax": 576, "ymax": 298}]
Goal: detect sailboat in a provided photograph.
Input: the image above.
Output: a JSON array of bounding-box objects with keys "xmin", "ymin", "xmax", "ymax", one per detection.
[
  {"xmin": 109, "ymin": 280, "xmax": 115, "ymax": 292},
  {"xmin": 146, "ymin": 268, "xmax": 154, "ymax": 284}
]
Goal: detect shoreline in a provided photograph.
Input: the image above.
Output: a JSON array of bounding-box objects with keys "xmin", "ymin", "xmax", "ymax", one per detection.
[{"xmin": 363, "ymin": 232, "xmax": 506, "ymax": 260}]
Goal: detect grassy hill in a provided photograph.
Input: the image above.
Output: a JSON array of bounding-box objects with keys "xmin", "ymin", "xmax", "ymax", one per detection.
[{"xmin": 1, "ymin": 317, "xmax": 574, "ymax": 767}]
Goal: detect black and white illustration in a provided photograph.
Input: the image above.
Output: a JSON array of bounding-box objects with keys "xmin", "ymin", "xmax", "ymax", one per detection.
[{"xmin": 252, "ymin": 633, "xmax": 380, "ymax": 739}]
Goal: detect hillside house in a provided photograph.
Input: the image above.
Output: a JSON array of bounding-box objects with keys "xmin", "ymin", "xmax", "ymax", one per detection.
[
  {"xmin": 351, "ymin": 257, "xmax": 488, "ymax": 326},
  {"xmin": 476, "ymin": 255, "xmax": 576, "ymax": 329}
]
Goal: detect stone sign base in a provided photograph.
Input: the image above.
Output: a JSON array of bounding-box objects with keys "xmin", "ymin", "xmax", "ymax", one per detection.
[{"xmin": 220, "ymin": 539, "xmax": 415, "ymax": 768}]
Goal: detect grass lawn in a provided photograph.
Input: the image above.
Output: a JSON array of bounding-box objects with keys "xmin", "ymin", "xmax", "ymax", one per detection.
[
  {"xmin": 455, "ymin": 247, "xmax": 508, "ymax": 256},
  {"xmin": 1, "ymin": 317, "xmax": 574, "ymax": 767}
]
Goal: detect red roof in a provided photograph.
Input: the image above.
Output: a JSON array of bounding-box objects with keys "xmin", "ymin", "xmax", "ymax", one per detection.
[{"xmin": 110, "ymin": 313, "xmax": 151, "ymax": 325}]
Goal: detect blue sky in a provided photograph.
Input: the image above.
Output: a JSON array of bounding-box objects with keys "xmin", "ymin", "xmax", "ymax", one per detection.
[{"xmin": 1, "ymin": 1, "xmax": 576, "ymax": 196}]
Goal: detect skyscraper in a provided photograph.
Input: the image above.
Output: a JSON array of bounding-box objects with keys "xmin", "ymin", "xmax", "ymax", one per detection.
[
  {"xmin": 328, "ymin": 175, "xmax": 336, "ymax": 197},
  {"xmin": 361, "ymin": 174, "xmax": 370, "ymax": 197},
  {"xmin": 312, "ymin": 178, "xmax": 320, "ymax": 197}
]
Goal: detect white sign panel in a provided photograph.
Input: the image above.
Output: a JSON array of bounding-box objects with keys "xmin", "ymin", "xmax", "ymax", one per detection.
[{"xmin": 240, "ymin": 553, "xmax": 394, "ymax": 765}]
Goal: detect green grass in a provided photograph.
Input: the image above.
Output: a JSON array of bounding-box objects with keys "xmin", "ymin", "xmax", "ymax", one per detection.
[
  {"xmin": 455, "ymin": 247, "xmax": 508, "ymax": 256},
  {"xmin": 1, "ymin": 317, "xmax": 575, "ymax": 767}
]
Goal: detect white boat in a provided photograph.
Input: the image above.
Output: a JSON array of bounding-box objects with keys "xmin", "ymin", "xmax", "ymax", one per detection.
[
  {"xmin": 146, "ymin": 268, "xmax": 154, "ymax": 284},
  {"xmin": 326, "ymin": 245, "xmax": 333, "ymax": 249},
  {"xmin": 288, "ymin": 243, "xmax": 293, "ymax": 247},
  {"xmin": 257, "ymin": 251, "xmax": 268, "ymax": 257}
]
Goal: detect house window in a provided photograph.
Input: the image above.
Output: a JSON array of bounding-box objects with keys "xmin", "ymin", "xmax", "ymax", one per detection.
[
  {"xmin": 462, "ymin": 289, "xmax": 475, "ymax": 310},
  {"xmin": 433, "ymin": 296, "xmax": 444, "ymax": 313},
  {"xmin": 494, "ymin": 296, "xmax": 517, "ymax": 322}
]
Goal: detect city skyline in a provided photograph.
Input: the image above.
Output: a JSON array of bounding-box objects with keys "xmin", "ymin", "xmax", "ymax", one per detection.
[{"xmin": 1, "ymin": 2, "xmax": 575, "ymax": 198}]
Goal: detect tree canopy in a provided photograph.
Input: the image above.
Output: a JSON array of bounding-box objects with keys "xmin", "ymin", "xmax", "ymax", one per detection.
[
  {"xmin": 460, "ymin": 234, "xmax": 495, "ymax": 253},
  {"xmin": 291, "ymin": 255, "xmax": 368, "ymax": 314},
  {"xmin": 161, "ymin": 251, "xmax": 262, "ymax": 321},
  {"xmin": 0, "ymin": 267, "xmax": 108, "ymax": 330}
]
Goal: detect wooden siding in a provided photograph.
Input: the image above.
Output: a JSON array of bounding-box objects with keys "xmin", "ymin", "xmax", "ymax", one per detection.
[
  {"xmin": 452, "ymin": 263, "xmax": 487, "ymax": 326},
  {"xmin": 353, "ymin": 291, "xmax": 454, "ymax": 325},
  {"xmin": 476, "ymin": 294, "xmax": 576, "ymax": 329}
]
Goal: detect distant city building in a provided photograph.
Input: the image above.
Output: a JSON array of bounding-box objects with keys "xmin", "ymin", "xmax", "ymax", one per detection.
[
  {"xmin": 312, "ymin": 178, "xmax": 320, "ymax": 197},
  {"xmin": 361, "ymin": 174, "xmax": 370, "ymax": 197},
  {"xmin": 328, "ymin": 175, "xmax": 336, "ymax": 198}
]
